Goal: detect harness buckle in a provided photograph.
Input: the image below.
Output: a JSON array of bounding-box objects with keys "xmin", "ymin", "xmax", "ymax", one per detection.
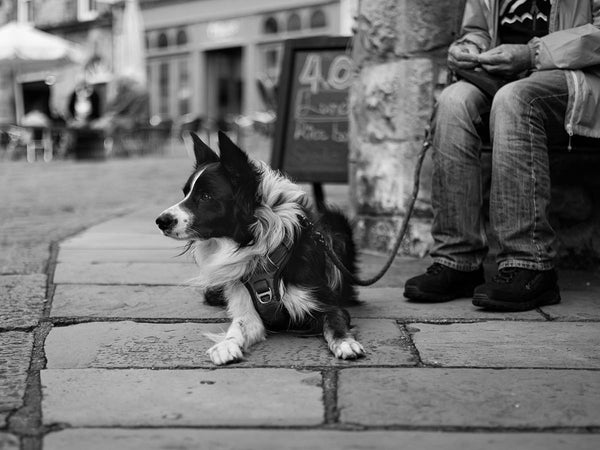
[{"xmin": 256, "ymin": 287, "xmax": 273, "ymax": 304}]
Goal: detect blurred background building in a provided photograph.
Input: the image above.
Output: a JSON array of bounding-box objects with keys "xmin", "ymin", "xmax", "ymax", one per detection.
[
  {"xmin": 142, "ymin": 0, "xmax": 354, "ymax": 129},
  {"xmin": 0, "ymin": 0, "xmax": 356, "ymax": 129}
]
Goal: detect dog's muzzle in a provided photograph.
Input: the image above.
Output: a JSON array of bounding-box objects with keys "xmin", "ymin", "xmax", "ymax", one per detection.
[{"xmin": 156, "ymin": 213, "xmax": 177, "ymax": 233}]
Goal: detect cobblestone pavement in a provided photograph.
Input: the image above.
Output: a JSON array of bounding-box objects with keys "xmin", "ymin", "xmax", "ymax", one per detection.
[{"xmin": 1, "ymin": 158, "xmax": 600, "ymax": 449}]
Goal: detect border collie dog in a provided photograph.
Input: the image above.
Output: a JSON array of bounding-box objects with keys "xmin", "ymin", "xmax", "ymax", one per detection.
[{"xmin": 156, "ymin": 131, "xmax": 364, "ymax": 365}]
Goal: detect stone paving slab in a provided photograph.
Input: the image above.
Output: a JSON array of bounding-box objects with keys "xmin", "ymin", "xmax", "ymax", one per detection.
[
  {"xmin": 82, "ymin": 217, "xmax": 163, "ymax": 235},
  {"xmin": 43, "ymin": 429, "xmax": 600, "ymax": 450},
  {"xmin": 60, "ymin": 233, "xmax": 181, "ymax": 250},
  {"xmin": 354, "ymin": 254, "xmax": 430, "ymax": 287},
  {"xmin": 0, "ymin": 274, "xmax": 46, "ymax": 328},
  {"xmin": 354, "ymin": 287, "xmax": 544, "ymax": 321},
  {"xmin": 45, "ymin": 319, "xmax": 413, "ymax": 368},
  {"xmin": 411, "ymin": 322, "xmax": 600, "ymax": 368},
  {"xmin": 41, "ymin": 368, "xmax": 323, "ymax": 427},
  {"xmin": 53, "ymin": 262, "xmax": 199, "ymax": 285},
  {"xmin": 338, "ymin": 368, "xmax": 600, "ymax": 428},
  {"xmin": 0, "ymin": 433, "xmax": 19, "ymax": 450},
  {"xmin": 0, "ymin": 332, "xmax": 34, "ymax": 413},
  {"xmin": 50, "ymin": 284, "xmax": 225, "ymax": 319},
  {"xmin": 57, "ymin": 248, "xmax": 191, "ymax": 264},
  {"xmin": 540, "ymin": 290, "xmax": 600, "ymax": 321}
]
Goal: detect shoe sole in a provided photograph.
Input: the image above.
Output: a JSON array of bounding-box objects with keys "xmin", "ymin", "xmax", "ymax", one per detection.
[
  {"xmin": 404, "ymin": 285, "xmax": 475, "ymax": 303},
  {"xmin": 472, "ymin": 289, "xmax": 561, "ymax": 312}
]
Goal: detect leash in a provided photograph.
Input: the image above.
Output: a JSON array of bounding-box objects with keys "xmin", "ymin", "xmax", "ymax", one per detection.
[{"xmin": 301, "ymin": 127, "xmax": 433, "ymax": 287}]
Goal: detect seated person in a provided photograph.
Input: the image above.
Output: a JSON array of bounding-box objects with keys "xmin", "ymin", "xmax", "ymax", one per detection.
[
  {"xmin": 67, "ymin": 79, "xmax": 100, "ymax": 127},
  {"xmin": 403, "ymin": 0, "xmax": 600, "ymax": 312}
]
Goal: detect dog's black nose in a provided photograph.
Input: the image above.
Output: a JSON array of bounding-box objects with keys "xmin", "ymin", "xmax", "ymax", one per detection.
[{"xmin": 156, "ymin": 213, "xmax": 177, "ymax": 231}]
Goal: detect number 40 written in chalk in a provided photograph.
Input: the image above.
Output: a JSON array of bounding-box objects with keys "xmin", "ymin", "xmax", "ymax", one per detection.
[{"xmin": 298, "ymin": 53, "xmax": 353, "ymax": 94}]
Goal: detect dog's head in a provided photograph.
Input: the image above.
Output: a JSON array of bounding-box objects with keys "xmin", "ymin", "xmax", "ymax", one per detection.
[{"xmin": 156, "ymin": 131, "xmax": 259, "ymax": 245}]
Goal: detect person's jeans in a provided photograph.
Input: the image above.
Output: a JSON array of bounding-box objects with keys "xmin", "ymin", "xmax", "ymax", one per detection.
[{"xmin": 430, "ymin": 70, "xmax": 569, "ymax": 271}]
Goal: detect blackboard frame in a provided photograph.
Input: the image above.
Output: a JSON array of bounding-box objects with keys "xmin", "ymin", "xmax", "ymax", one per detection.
[{"xmin": 271, "ymin": 36, "xmax": 352, "ymax": 184}]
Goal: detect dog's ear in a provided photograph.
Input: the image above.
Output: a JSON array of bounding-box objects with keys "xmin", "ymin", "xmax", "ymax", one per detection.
[
  {"xmin": 218, "ymin": 131, "xmax": 253, "ymax": 180},
  {"xmin": 218, "ymin": 131, "xmax": 259, "ymax": 246},
  {"xmin": 191, "ymin": 132, "xmax": 219, "ymax": 167}
]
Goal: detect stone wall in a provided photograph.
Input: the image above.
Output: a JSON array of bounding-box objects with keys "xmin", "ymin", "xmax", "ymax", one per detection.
[{"xmin": 349, "ymin": 0, "xmax": 466, "ymax": 256}]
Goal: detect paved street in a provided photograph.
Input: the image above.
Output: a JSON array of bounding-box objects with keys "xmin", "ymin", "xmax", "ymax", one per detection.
[
  {"xmin": 2, "ymin": 203, "xmax": 600, "ymax": 449},
  {"xmin": 1, "ymin": 152, "xmax": 599, "ymax": 449}
]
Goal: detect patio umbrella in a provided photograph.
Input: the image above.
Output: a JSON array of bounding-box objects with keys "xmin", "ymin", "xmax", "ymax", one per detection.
[
  {"xmin": 0, "ymin": 21, "xmax": 85, "ymax": 122},
  {"xmin": 113, "ymin": 0, "xmax": 146, "ymax": 85}
]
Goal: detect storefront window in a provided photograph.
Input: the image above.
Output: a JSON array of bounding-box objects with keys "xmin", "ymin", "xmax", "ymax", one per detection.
[
  {"xmin": 159, "ymin": 62, "xmax": 169, "ymax": 116},
  {"xmin": 259, "ymin": 43, "xmax": 282, "ymax": 82},
  {"xmin": 287, "ymin": 12, "xmax": 301, "ymax": 32},
  {"xmin": 178, "ymin": 59, "xmax": 190, "ymax": 116},
  {"xmin": 263, "ymin": 16, "xmax": 278, "ymax": 34},
  {"xmin": 310, "ymin": 9, "xmax": 327, "ymax": 28}
]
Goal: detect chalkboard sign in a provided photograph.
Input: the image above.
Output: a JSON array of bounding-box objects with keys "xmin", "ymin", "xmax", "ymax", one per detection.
[{"xmin": 271, "ymin": 36, "xmax": 352, "ymax": 183}]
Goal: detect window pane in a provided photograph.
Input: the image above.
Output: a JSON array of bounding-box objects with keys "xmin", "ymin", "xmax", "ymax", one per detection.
[
  {"xmin": 287, "ymin": 13, "xmax": 301, "ymax": 32},
  {"xmin": 310, "ymin": 9, "xmax": 327, "ymax": 28},
  {"xmin": 176, "ymin": 29, "xmax": 188, "ymax": 46},
  {"xmin": 158, "ymin": 33, "xmax": 169, "ymax": 48},
  {"xmin": 263, "ymin": 16, "xmax": 278, "ymax": 34}
]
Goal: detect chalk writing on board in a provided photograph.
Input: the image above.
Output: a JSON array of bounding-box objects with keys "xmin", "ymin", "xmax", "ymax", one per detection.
[
  {"xmin": 272, "ymin": 36, "xmax": 352, "ymax": 182},
  {"xmin": 292, "ymin": 53, "xmax": 352, "ymax": 146}
]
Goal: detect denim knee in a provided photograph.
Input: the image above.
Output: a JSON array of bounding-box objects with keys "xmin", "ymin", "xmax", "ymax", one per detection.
[
  {"xmin": 436, "ymin": 81, "xmax": 487, "ymax": 125},
  {"xmin": 491, "ymin": 80, "xmax": 539, "ymax": 126}
]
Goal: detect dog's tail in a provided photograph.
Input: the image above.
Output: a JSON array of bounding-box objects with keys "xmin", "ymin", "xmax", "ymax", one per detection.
[{"xmin": 315, "ymin": 208, "xmax": 359, "ymax": 305}]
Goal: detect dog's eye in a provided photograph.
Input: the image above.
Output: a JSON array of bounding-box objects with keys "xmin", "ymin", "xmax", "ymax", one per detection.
[{"xmin": 200, "ymin": 192, "xmax": 212, "ymax": 201}]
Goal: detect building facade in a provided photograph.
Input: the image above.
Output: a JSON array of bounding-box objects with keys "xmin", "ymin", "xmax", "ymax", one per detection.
[
  {"xmin": 140, "ymin": 0, "xmax": 354, "ymax": 127},
  {"xmin": 0, "ymin": 0, "xmax": 354, "ymax": 126}
]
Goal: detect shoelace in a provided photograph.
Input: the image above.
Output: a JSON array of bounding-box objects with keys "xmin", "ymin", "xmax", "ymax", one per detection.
[
  {"xmin": 493, "ymin": 267, "xmax": 519, "ymax": 284},
  {"xmin": 426, "ymin": 263, "xmax": 445, "ymax": 275}
]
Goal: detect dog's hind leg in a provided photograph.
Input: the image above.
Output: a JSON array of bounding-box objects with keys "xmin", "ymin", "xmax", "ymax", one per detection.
[
  {"xmin": 323, "ymin": 308, "xmax": 365, "ymax": 359},
  {"xmin": 207, "ymin": 283, "xmax": 266, "ymax": 365}
]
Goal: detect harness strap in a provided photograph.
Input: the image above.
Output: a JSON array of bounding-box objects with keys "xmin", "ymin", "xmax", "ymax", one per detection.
[{"xmin": 244, "ymin": 240, "xmax": 294, "ymax": 330}]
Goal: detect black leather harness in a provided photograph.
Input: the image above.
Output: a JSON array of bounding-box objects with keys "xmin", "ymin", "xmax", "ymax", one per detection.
[{"xmin": 244, "ymin": 240, "xmax": 294, "ymax": 331}]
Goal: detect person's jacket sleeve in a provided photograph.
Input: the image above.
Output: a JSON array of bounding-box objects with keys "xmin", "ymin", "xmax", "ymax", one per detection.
[
  {"xmin": 455, "ymin": 0, "xmax": 492, "ymax": 52},
  {"xmin": 531, "ymin": 2, "xmax": 600, "ymax": 71}
]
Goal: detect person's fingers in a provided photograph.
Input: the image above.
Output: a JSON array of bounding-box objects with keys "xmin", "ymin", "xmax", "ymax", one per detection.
[
  {"xmin": 477, "ymin": 49, "xmax": 510, "ymax": 65},
  {"xmin": 450, "ymin": 46, "xmax": 480, "ymax": 63},
  {"xmin": 481, "ymin": 63, "xmax": 507, "ymax": 74}
]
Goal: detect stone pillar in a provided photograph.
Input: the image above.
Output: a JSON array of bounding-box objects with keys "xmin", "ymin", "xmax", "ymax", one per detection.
[{"xmin": 349, "ymin": 0, "xmax": 465, "ymax": 256}]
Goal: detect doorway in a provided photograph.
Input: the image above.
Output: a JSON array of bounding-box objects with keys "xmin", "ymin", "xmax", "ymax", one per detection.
[{"xmin": 205, "ymin": 47, "xmax": 243, "ymax": 131}]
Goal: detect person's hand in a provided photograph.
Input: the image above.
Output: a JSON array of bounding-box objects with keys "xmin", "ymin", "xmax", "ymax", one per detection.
[
  {"xmin": 448, "ymin": 41, "xmax": 481, "ymax": 71},
  {"xmin": 477, "ymin": 44, "xmax": 532, "ymax": 78}
]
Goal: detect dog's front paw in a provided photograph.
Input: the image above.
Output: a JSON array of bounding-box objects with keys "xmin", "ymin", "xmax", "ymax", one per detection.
[
  {"xmin": 329, "ymin": 337, "xmax": 365, "ymax": 360},
  {"xmin": 207, "ymin": 339, "xmax": 243, "ymax": 365}
]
